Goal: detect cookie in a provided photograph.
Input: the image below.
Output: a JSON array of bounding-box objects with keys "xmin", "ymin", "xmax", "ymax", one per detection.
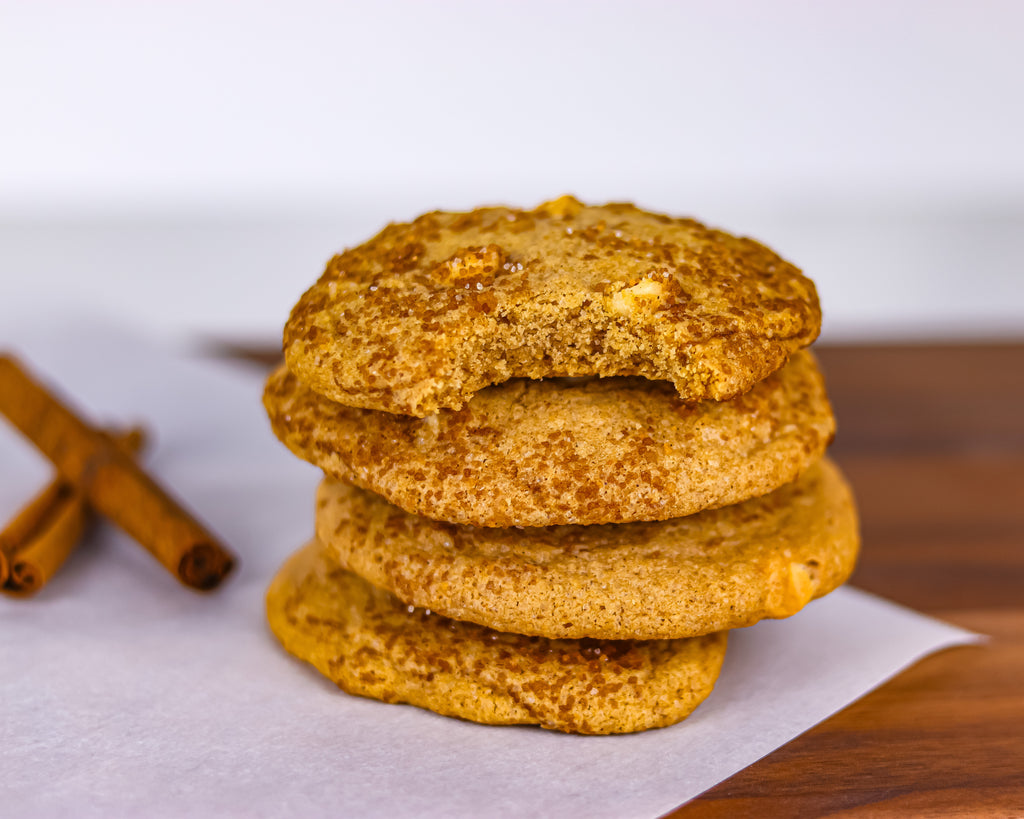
[
  {"xmin": 265, "ymin": 350, "xmax": 834, "ymax": 527},
  {"xmin": 266, "ymin": 541, "xmax": 727, "ymax": 735},
  {"xmin": 284, "ymin": 196, "xmax": 820, "ymax": 416},
  {"xmin": 316, "ymin": 458, "xmax": 858, "ymax": 640}
]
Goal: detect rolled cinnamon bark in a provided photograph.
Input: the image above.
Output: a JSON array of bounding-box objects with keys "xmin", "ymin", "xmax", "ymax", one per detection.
[
  {"xmin": 2, "ymin": 482, "xmax": 86, "ymax": 595},
  {"xmin": 0, "ymin": 481, "xmax": 69, "ymax": 590},
  {"xmin": 0, "ymin": 429, "xmax": 146, "ymax": 596},
  {"xmin": 0, "ymin": 355, "xmax": 235, "ymax": 590}
]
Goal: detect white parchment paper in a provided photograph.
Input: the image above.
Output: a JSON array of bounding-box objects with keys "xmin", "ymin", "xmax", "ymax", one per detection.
[{"xmin": 0, "ymin": 323, "xmax": 980, "ymax": 818}]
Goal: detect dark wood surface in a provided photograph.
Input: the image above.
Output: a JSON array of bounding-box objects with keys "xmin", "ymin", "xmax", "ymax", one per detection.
[
  {"xmin": 223, "ymin": 342, "xmax": 1024, "ymax": 817},
  {"xmin": 675, "ymin": 344, "xmax": 1024, "ymax": 818}
]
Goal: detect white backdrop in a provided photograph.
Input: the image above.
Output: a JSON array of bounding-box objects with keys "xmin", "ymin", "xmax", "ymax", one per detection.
[{"xmin": 1, "ymin": 0, "xmax": 1022, "ymax": 341}]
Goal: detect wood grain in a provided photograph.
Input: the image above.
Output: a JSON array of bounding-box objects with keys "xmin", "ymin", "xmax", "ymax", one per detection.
[{"xmin": 674, "ymin": 344, "xmax": 1024, "ymax": 817}]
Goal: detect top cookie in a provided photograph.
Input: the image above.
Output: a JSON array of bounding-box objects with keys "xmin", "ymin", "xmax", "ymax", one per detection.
[{"xmin": 284, "ymin": 196, "xmax": 821, "ymax": 416}]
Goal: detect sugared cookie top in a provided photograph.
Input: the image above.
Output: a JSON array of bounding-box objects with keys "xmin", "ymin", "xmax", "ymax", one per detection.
[
  {"xmin": 266, "ymin": 542, "xmax": 726, "ymax": 735},
  {"xmin": 316, "ymin": 458, "xmax": 859, "ymax": 641},
  {"xmin": 284, "ymin": 196, "xmax": 821, "ymax": 416},
  {"xmin": 264, "ymin": 351, "xmax": 835, "ymax": 527}
]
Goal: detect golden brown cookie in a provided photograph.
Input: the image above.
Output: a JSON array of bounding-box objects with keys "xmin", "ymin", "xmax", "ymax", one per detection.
[
  {"xmin": 284, "ymin": 196, "xmax": 820, "ymax": 416},
  {"xmin": 316, "ymin": 458, "xmax": 859, "ymax": 640},
  {"xmin": 265, "ymin": 351, "xmax": 834, "ymax": 526},
  {"xmin": 267, "ymin": 541, "xmax": 727, "ymax": 734}
]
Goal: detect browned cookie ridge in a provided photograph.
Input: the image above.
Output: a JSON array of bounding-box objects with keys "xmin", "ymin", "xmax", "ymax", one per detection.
[
  {"xmin": 265, "ymin": 351, "xmax": 835, "ymax": 527},
  {"xmin": 316, "ymin": 458, "xmax": 859, "ymax": 640},
  {"xmin": 266, "ymin": 541, "xmax": 727, "ymax": 735},
  {"xmin": 284, "ymin": 196, "xmax": 821, "ymax": 416}
]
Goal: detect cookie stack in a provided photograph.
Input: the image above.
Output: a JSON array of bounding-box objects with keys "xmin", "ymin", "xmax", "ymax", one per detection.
[{"xmin": 264, "ymin": 196, "xmax": 859, "ymax": 734}]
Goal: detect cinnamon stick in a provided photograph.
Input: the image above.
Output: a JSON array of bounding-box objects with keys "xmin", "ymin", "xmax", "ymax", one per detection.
[
  {"xmin": 1, "ymin": 482, "xmax": 85, "ymax": 596},
  {"xmin": 0, "ymin": 480, "xmax": 67, "ymax": 589},
  {"xmin": 0, "ymin": 355, "xmax": 235, "ymax": 590},
  {"xmin": 0, "ymin": 429, "xmax": 146, "ymax": 596}
]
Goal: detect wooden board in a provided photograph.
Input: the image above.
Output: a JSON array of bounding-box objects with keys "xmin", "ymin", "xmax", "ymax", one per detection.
[{"xmin": 675, "ymin": 344, "xmax": 1024, "ymax": 817}]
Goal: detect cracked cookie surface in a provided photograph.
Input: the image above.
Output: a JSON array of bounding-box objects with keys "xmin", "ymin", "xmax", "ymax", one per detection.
[
  {"xmin": 284, "ymin": 196, "xmax": 821, "ymax": 416},
  {"xmin": 265, "ymin": 350, "xmax": 834, "ymax": 526},
  {"xmin": 266, "ymin": 541, "xmax": 726, "ymax": 734},
  {"xmin": 316, "ymin": 458, "xmax": 859, "ymax": 640}
]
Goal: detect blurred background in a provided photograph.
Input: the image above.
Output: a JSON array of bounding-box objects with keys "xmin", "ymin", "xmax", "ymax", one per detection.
[{"xmin": 1, "ymin": 0, "xmax": 1022, "ymax": 344}]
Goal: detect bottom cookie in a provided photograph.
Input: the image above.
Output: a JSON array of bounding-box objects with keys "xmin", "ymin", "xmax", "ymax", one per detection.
[{"xmin": 267, "ymin": 541, "xmax": 727, "ymax": 735}]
